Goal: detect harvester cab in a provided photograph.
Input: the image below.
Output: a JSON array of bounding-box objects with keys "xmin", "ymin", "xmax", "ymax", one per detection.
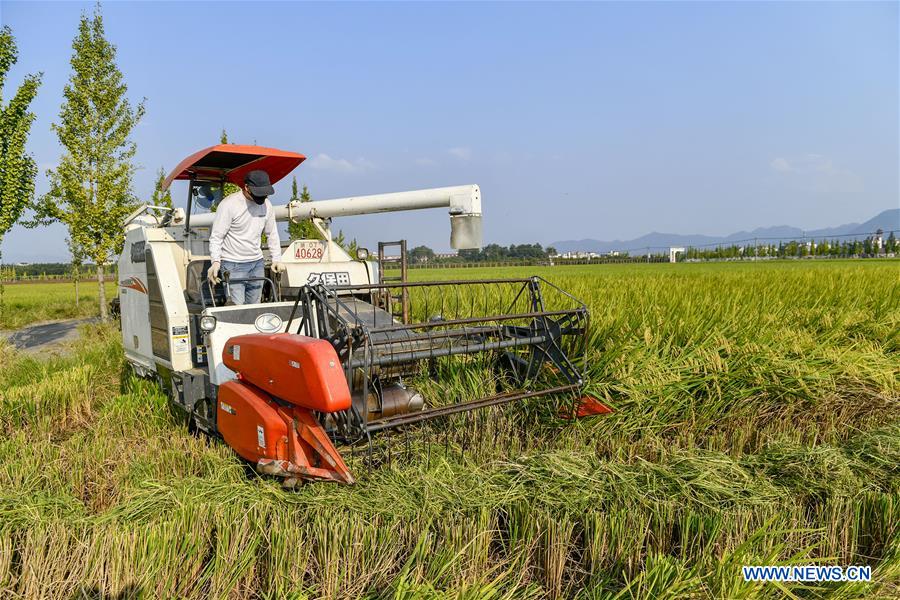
[{"xmin": 119, "ymin": 144, "xmax": 607, "ymax": 486}]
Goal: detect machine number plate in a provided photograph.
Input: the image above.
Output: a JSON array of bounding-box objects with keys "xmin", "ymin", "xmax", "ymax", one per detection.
[{"xmin": 293, "ymin": 240, "xmax": 325, "ymax": 261}]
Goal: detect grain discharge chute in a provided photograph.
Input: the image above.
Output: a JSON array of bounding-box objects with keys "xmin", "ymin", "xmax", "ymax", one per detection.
[{"xmin": 118, "ymin": 144, "xmax": 608, "ymax": 485}]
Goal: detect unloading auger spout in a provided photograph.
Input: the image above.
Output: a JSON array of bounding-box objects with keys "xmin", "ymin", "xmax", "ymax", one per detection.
[{"xmin": 187, "ymin": 184, "xmax": 483, "ymax": 250}]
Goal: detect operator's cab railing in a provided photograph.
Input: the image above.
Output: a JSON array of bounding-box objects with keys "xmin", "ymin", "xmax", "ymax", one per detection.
[{"xmin": 185, "ymin": 259, "xmax": 280, "ymax": 308}]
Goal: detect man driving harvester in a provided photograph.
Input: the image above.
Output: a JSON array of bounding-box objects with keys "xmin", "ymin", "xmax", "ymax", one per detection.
[{"xmin": 208, "ymin": 169, "xmax": 283, "ymax": 305}]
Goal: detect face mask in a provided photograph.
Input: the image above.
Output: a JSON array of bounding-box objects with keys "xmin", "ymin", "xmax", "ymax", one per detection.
[{"xmin": 251, "ymin": 195, "xmax": 267, "ymax": 205}]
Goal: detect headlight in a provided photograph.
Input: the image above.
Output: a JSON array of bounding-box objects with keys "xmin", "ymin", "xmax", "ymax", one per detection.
[
  {"xmin": 356, "ymin": 247, "xmax": 369, "ymax": 260},
  {"xmin": 200, "ymin": 316, "xmax": 217, "ymax": 332}
]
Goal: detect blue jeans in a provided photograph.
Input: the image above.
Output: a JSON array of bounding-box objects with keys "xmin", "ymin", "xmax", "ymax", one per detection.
[{"xmin": 221, "ymin": 259, "xmax": 264, "ymax": 305}]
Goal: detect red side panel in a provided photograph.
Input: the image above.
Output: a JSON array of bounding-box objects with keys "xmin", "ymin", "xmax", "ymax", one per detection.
[
  {"xmin": 559, "ymin": 395, "xmax": 614, "ymax": 419},
  {"xmin": 222, "ymin": 334, "xmax": 351, "ymax": 413},
  {"xmin": 218, "ymin": 380, "xmax": 355, "ymax": 485},
  {"xmin": 217, "ymin": 380, "xmax": 288, "ymax": 462}
]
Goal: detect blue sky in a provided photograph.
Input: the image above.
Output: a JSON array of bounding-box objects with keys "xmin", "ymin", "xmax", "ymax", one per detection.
[{"xmin": 1, "ymin": 1, "xmax": 897, "ymax": 261}]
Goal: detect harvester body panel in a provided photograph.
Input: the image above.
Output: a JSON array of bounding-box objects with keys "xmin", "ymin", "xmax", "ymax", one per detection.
[
  {"xmin": 200, "ymin": 302, "xmax": 297, "ymax": 386},
  {"xmin": 118, "ymin": 224, "xmax": 192, "ymax": 376}
]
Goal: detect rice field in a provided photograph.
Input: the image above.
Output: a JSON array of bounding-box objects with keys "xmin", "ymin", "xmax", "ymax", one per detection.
[
  {"xmin": 0, "ymin": 280, "xmax": 117, "ymax": 330},
  {"xmin": 0, "ymin": 260, "xmax": 898, "ymax": 599}
]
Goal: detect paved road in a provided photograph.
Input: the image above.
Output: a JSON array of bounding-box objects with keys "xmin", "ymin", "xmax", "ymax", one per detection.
[{"xmin": 5, "ymin": 317, "xmax": 100, "ymax": 353}]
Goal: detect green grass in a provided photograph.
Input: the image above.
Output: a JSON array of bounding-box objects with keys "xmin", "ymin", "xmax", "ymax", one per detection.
[
  {"xmin": 0, "ymin": 260, "xmax": 898, "ymax": 598},
  {"xmin": 0, "ymin": 280, "xmax": 117, "ymax": 329}
]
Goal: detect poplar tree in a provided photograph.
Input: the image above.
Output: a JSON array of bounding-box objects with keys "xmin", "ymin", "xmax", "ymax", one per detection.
[
  {"xmin": 287, "ymin": 175, "xmax": 321, "ymax": 240},
  {"xmin": 219, "ymin": 129, "xmax": 240, "ymax": 197},
  {"xmin": 31, "ymin": 6, "xmax": 145, "ymax": 321},
  {"xmin": 150, "ymin": 167, "xmax": 172, "ymax": 208},
  {"xmin": 0, "ymin": 26, "xmax": 42, "ymax": 313}
]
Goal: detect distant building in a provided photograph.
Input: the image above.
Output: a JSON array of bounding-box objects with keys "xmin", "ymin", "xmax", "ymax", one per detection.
[
  {"xmin": 669, "ymin": 247, "xmax": 685, "ymax": 263},
  {"xmin": 557, "ymin": 251, "xmax": 600, "ymax": 259}
]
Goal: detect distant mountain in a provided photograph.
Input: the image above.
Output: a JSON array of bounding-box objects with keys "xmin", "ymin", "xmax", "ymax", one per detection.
[
  {"xmin": 848, "ymin": 208, "xmax": 900, "ymax": 236},
  {"xmin": 551, "ymin": 208, "xmax": 900, "ymax": 254}
]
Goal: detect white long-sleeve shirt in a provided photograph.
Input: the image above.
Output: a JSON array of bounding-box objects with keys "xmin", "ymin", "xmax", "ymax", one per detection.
[{"xmin": 209, "ymin": 191, "xmax": 281, "ymax": 263}]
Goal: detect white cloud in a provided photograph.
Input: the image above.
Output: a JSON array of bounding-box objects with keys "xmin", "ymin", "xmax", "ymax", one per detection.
[
  {"xmin": 414, "ymin": 157, "xmax": 437, "ymax": 167},
  {"xmin": 448, "ymin": 147, "xmax": 471, "ymax": 160},
  {"xmin": 770, "ymin": 154, "xmax": 837, "ymax": 175},
  {"xmin": 802, "ymin": 153, "xmax": 836, "ymax": 174},
  {"xmin": 769, "ymin": 153, "xmax": 861, "ymax": 193},
  {"xmin": 770, "ymin": 157, "xmax": 793, "ymax": 173},
  {"xmin": 306, "ymin": 153, "xmax": 374, "ymax": 173}
]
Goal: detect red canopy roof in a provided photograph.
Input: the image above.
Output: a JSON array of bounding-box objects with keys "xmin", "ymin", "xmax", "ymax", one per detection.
[{"xmin": 162, "ymin": 144, "xmax": 306, "ymax": 191}]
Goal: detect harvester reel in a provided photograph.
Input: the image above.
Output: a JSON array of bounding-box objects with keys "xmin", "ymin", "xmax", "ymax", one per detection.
[{"xmin": 285, "ymin": 277, "xmax": 592, "ymax": 447}]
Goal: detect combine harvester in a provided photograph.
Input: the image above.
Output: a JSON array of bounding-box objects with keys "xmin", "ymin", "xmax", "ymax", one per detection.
[{"xmin": 119, "ymin": 144, "xmax": 608, "ymax": 485}]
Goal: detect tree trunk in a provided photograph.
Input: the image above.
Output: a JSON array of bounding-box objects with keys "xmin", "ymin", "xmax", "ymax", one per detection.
[
  {"xmin": 0, "ymin": 244, "xmax": 4, "ymax": 327},
  {"xmin": 97, "ymin": 263, "xmax": 108, "ymax": 322},
  {"xmin": 75, "ymin": 272, "xmax": 80, "ymax": 309}
]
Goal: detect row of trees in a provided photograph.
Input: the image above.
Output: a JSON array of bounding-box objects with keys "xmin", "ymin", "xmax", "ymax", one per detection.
[
  {"xmin": 406, "ymin": 243, "xmax": 556, "ymax": 264},
  {"xmin": 462, "ymin": 243, "xmax": 556, "ymax": 261},
  {"xmin": 406, "ymin": 234, "xmax": 898, "ymax": 266},
  {"xmin": 2, "ymin": 262, "xmax": 88, "ymax": 278},
  {"xmin": 680, "ymin": 232, "xmax": 898, "ymax": 261}
]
